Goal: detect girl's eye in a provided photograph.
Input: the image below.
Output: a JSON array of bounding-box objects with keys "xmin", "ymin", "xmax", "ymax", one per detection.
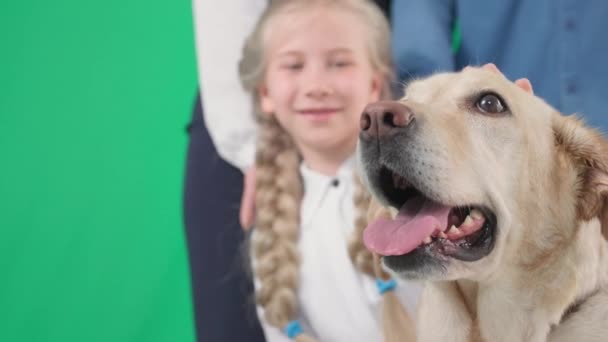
[
  {"xmin": 330, "ymin": 60, "xmax": 352, "ymax": 68},
  {"xmin": 281, "ymin": 63, "xmax": 303, "ymax": 70}
]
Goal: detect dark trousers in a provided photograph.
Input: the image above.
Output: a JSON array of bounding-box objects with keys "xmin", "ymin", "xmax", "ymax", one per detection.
[{"xmin": 183, "ymin": 93, "xmax": 265, "ymax": 342}]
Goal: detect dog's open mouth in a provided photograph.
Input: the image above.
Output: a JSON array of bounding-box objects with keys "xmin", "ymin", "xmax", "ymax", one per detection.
[{"xmin": 364, "ymin": 166, "xmax": 496, "ymax": 262}]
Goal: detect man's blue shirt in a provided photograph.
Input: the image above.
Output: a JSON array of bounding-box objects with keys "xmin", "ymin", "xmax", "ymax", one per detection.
[{"xmin": 392, "ymin": 0, "xmax": 608, "ymax": 131}]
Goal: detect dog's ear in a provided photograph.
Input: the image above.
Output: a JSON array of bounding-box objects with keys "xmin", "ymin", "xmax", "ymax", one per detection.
[{"xmin": 554, "ymin": 115, "xmax": 608, "ymax": 239}]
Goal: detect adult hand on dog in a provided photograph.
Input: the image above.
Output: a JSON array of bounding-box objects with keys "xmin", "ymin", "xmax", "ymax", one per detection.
[
  {"xmin": 239, "ymin": 166, "xmax": 256, "ymax": 231},
  {"xmin": 470, "ymin": 63, "xmax": 534, "ymax": 94}
]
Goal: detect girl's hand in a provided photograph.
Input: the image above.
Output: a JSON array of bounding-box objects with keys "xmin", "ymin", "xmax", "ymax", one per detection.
[{"xmin": 240, "ymin": 166, "xmax": 256, "ymax": 231}]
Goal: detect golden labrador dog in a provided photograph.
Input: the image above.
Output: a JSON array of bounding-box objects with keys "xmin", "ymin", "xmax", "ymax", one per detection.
[{"xmin": 357, "ymin": 66, "xmax": 608, "ymax": 342}]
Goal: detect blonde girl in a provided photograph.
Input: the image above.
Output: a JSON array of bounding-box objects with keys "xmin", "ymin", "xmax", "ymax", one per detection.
[{"xmin": 240, "ymin": 1, "xmax": 421, "ymax": 341}]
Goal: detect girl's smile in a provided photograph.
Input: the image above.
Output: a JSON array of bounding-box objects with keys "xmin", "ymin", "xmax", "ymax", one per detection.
[{"xmin": 296, "ymin": 107, "xmax": 343, "ymax": 121}]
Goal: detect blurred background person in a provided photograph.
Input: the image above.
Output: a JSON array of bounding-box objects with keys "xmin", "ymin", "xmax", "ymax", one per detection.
[
  {"xmin": 239, "ymin": 0, "xmax": 419, "ymax": 341},
  {"xmin": 187, "ymin": 1, "xmax": 391, "ymax": 341},
  {"xmin": 188, "ymin": 2, "xmax": 266, "ymax": 341},
  {"xmin": 391, "ymin": 0, "xmax": 608, "ymax": 130}
]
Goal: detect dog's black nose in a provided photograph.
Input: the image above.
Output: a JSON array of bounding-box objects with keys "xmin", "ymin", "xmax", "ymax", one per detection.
[{"xmin": 360, "ymin": 101, "xmax": 414, "ymax": 139}]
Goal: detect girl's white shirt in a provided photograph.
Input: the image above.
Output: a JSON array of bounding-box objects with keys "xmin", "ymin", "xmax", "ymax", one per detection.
[
  {"xmin": 252, "ymin": 158, "xmax": 422, "ymax": 342},
  {"xmin": 193, "ymin": 0, "xmax": 266, "ymax": 171}
]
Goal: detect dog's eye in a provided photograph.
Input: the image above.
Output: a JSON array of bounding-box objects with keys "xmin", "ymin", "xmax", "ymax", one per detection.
[{"xmin": 476, "ymin": 93, "xmax": 507, "ymax": 114}]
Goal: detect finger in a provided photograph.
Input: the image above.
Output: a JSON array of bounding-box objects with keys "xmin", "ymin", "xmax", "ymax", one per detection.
[
  {"xmin": 515, "ymin": 78, "xmax": 534, "ymax": 94},
  {"xmin": 239, "ymin": 191, "xmax": 254, "ymax": 231},
  {"xmin": 239, "ymin": 167, "xmax": 257, "ymax": 230},
  {"xmin": 239, "ymin": 189, "xmax": 254, "ymax": 230}
]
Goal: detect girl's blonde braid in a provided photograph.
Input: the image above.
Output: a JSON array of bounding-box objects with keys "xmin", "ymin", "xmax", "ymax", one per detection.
[
  {"xmin": 349, "ymin": 173, "xmax": 376, "ymax": 277},
  {"xmin": 252, "ymin": 115, "xmax": 316, "ymax": 342}
]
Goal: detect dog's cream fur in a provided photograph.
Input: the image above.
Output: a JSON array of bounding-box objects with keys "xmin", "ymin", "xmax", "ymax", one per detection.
[{"xmin": 360, "ymin": 68, "xmax": 608, "ymax": 341}]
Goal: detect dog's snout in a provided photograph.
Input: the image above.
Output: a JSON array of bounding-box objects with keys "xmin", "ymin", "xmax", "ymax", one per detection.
[{"xmin": 360, "ymin": 101, "xmax": 414, "ymax": 139}]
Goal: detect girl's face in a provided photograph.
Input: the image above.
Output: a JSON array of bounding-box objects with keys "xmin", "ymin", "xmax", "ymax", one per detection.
[{"xmin": 259, "ymin": 6, "xmax": 382, "ymax": 161}]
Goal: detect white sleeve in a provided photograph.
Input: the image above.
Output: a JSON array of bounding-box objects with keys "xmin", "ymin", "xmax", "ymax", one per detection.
[{"xmin": 193, "ymin": 0, "xmax": 266, "ymax": 171}]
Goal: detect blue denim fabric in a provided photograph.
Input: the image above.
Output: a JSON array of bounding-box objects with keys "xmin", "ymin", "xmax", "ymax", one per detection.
[{"xmin": 392, "ymin": 0, "xmax": 608, "ymax": 131}]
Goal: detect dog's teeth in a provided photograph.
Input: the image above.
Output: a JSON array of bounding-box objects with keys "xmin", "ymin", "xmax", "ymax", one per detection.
[
  {"xmin": 388, "ymin": 207, "xmax": 398, "ymax": 218},
  {"xmin": 470, "ymin": 209, "xmax": 484, "ymax": 220},
  {"xmin": 448, "ymin": 225, "xmax": 460, "ymax": 234},
  {"xmin": 461, "ymin": 215, "xmax": 474, "ymax": 228},
  {"xmin": 438, "ymin": 231, "xmax": 448, "ymax": 239},
  {"xmin": 423, "ymin": 236, "xmax": 432, "ymax": 244}
]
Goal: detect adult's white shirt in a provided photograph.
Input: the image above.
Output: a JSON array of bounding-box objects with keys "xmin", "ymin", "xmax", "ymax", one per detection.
[
  {"xmin": 252, "ymin": 159, "xmax": 422, "ymax": 342},
  {"xmin": 193, "ymin": 0, "xmax": 266, "ymax": 171}
]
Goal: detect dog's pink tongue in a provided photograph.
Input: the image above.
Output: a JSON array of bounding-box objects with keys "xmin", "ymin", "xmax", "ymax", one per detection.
[{"xmin": 363, "ymin": 196, "xmax": 451, "ymax": 256}]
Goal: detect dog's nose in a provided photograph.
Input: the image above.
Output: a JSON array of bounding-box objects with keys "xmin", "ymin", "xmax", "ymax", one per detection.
[{"xmin": 360, "ymin": 101, "xmax": 414, "ymax": 139}]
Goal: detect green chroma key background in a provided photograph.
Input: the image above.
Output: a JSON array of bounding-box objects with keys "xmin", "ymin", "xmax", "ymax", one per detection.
[{"xmin": 1, "ymin": 0, "xmax": 198, "ymax": 341}]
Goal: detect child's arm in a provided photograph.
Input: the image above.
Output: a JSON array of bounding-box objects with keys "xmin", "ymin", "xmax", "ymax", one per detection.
[{"xmin": 193, "ymin": 0, "xmax": 265, "ymax": 171}]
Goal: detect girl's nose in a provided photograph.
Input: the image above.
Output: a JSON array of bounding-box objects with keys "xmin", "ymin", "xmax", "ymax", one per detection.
[
  {"xmin": 302, "ymin": 67, "xmax": 332, "ymax": 98},
  {"xmin": 305, "ymin": 84, "xmax": 331, "ymax": 98}
]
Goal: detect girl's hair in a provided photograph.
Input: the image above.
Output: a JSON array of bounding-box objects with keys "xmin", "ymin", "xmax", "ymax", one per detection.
[{"xmin": 239, "ymin": 1, "xmax": 414, "ymax": 341}]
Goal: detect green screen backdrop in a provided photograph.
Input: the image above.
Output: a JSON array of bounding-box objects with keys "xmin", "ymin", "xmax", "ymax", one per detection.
[{"xmin": 0, "ymin": 0, "xmax": 197, "ymax": 341}]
